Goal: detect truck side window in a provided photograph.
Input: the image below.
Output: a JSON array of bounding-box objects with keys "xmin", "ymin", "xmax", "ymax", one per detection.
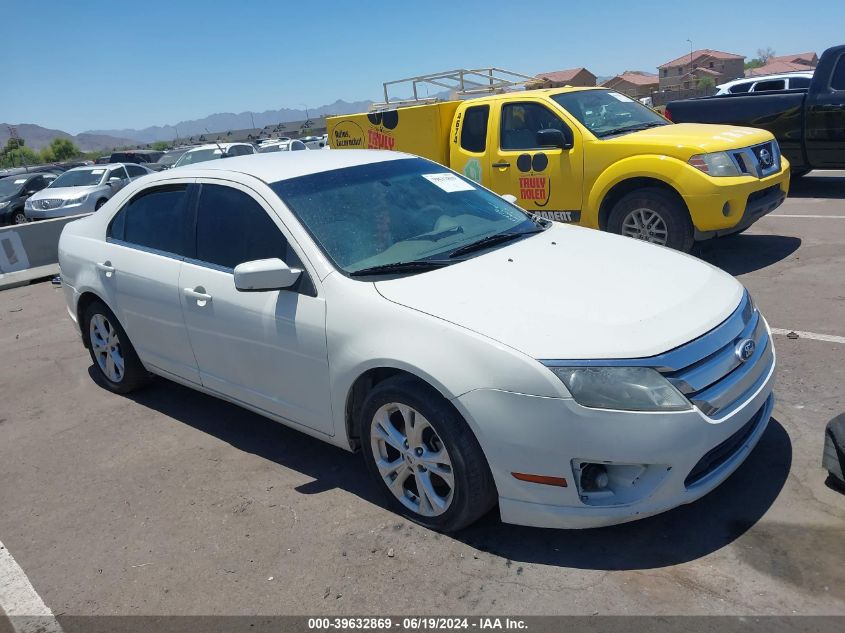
[
  {"xmin": 832, "ymin": 55, "xmax": 845, "ymax": 91},
  {"xmin": 753, "ymin": 79, "xmax": 785, "ymax": 92},
  {"xmin": 460, "ymin": 105, "xmax": 489, "ymax": 153},
  {"xmin": 500, "ymin": 103, "xmax": 568, "ymax": 151}
]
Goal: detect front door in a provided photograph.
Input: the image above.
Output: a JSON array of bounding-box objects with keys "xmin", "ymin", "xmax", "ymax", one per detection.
[
  {"xmin": 489, "ymin": 100, "xmax": 584, "ymax": 223},
  {"xmin": 805, "ymin": 51, "xmax": 845, "ymax": 168},
  {"xmin": 178, "ymin": 181, "xmax": 333, "ymax": 435}
]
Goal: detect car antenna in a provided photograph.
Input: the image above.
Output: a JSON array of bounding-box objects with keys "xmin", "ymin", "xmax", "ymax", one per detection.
[{"xmin": 206, "ymin": 128, "xmax": 225, "ymax": 155}]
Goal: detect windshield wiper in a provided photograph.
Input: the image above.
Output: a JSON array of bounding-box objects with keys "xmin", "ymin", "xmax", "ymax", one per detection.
[
  {"xmin": 596, "ymin": 121, "xmax": 668, "ymax": 138},
  {"xmin": 448, "ymin": 229, "xmax": 543, "ymax": 258},
  {"xmin": 348, "ymin": 260, "xmax": 452, "ymax": 277}
]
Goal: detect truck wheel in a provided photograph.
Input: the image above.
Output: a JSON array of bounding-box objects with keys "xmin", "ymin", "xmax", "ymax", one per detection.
[
  {"xmin": 608, "ymin": 188, "xmax": 694, "ymax": 252},
  {"xmin": 82, "ymin": 300, "xmax": 149, "ymax": 394},
  {"xmin": 360, "ymin": 376, "xmax": 497, "ymax": 533}
]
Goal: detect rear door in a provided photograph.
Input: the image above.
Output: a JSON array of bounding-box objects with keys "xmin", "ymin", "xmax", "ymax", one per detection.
[
  {"xmin": 488, "ymin": 100, "xmax": 584, "ymax": 222},
  {"xmin": 178, "ymin": 180, "xmax": 333, "ymax": 434},
  {"xmin": 104, "ymin": 182, "xmax": 200, "ymax": 382},
  {"xmin": 805, "ymin": 51, "xmax": 845, "ymax": 168},
  {"xmin": 450, "ymin": 103, "xmax": 492, "ymax": 186}
]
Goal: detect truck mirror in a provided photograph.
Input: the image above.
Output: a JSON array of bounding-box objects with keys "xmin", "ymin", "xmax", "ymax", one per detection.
[{"xmin": 536, "ymin": 128, "xmax": 574, "ymax": 150}]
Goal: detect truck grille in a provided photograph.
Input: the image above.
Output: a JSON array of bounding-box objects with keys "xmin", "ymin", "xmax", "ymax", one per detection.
[
  {"xmin": 34, "ymin": 199, "xmax": 64, "ymax": 210},
  {"xmin": 657, "ymin": 292, "xmax": 773, "ymax": 418},
  {"xmin": 730, "ymin": 142, "xmax": 781, "ymax": 178}
]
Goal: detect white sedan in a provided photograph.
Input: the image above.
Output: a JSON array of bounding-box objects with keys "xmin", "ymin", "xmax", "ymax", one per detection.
[{"xmin": 58, "ymin": 151, "xmax": 775, "ymax": 532}]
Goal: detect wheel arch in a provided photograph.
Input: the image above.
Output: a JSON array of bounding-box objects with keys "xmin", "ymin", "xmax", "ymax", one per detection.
[
  {"xmin": 598, "ymin": 177, "xmax": 690, "ymax": 231},
  {"xmin": 76, "ymin": 291, "xmax": 113, "ymax": 348}
]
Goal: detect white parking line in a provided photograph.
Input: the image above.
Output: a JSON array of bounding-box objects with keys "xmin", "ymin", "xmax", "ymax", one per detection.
[
  {"xmin": 768, "ymin": 214, "xmax": 845, "ymax": 219},
  {"xmin": 771, "ymin": 328, "xmax": 845, "ymax": 344},
  {"xmin": 0, "ymin": 540, "xmax": 63, "ymax": 633}
]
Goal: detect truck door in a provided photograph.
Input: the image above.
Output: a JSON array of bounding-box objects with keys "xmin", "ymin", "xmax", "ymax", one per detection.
[
  {"xmin": 805, "ymin": 51, "xmax": 845, "ymax": 168},
  {"xmin": 488, "ymin": 100, "xmax": 584, "ymax": 222},
  {"xmin": 450, "ymin": 103, "xmax": 492, "ymax": 186}
]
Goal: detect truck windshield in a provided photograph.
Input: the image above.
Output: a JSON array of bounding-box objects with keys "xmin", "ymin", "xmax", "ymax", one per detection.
[
  {"xmin": 271, "ymin": 157, "xmax": 541, "ymax": 276},
  {"xmin": 551, "ymin": 90, "xmax": 669, "ymax": 138}
]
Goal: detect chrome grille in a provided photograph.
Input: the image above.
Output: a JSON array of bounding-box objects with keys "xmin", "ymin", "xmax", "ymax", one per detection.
[
  {"xmin": 34, "ymin": 198, "xmax": 64, "ymax": 210},
  {"xmin": 729, "ymin": 141, "xmax": 781, "ymax": 178}
]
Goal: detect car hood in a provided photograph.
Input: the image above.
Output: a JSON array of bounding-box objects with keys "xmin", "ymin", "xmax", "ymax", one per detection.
[
  {"xmin": 374, "ymin": 224, "xmax": 743, "ymax": 360},
  {"xmin": 604, "ymin": 123, "xmax": 774, "ymax": 158},
  {"xmin": 29, "ymin": 185, "xmax": 103, "ymax": 200}
]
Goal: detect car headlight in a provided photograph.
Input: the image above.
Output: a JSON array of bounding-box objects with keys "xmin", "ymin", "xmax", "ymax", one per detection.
[
  {"xmin": 24, "ymin": 199, "xmax": 33, "ymax": 209},
  {"xmin": 0, "ymin": 201, "xmax": 9, "ymax": 209},
  {"xmin": 548, "ymin": 366, "xmax": 691, "ymax": 412},
  {"xmin": 688, "ymin": 151, "xmax": 742, "ymax": 177},
  {"xmin": 66, "ymin": 194, "xmax": 88, "ymax": 205}
]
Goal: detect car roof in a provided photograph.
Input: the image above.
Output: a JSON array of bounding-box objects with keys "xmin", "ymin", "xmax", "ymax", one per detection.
[
  {"xmin": 64, "ymin": 163, "xmax": 135, "ymax": 172},
  {"xmin": 719, "ymin": 71, "xmax": 814, "ymax": 87},
  {"xmin": 185, "ymin": 143, "xmax": 250, "ymax": 152},
  {"xmin": 150, "ymin": 149, "xmax": 413, "ymax": 184}
]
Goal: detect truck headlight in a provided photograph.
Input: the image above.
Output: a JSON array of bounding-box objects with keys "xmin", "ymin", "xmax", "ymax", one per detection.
[
  {"xmin": 688, "ymin": 152, "xmax": 742, "ymax": 177},
  {"xmin": 66, "ymin": 194, "xmax": 88, "ymax": 205},
  {"xmin": 549, "ymin": 366, "xmax": 691, "ymax": 412}
]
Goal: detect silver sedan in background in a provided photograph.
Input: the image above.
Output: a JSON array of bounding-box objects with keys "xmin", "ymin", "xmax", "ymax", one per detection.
[{"xmin": 24, "ymin": 163, "xmax": 152, "ymax": 220}]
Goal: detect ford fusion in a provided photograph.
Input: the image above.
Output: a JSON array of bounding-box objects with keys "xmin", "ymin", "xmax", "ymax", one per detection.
[{"xmin": 58, "ymin": 151, "xmax": 775, "ymax": 532}]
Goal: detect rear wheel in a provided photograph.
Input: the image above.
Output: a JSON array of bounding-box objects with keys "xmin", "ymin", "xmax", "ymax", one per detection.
[
  {"xmin": 82, "ymin": 300, "xmax": 148, "ymax": 393},
  {"xmin": 360, "ymin": 377, "xmax": 496, "ymax": 532},
  {"xmin": 608, "ymin": 188, "xmax": 694, "ymax": 252}
]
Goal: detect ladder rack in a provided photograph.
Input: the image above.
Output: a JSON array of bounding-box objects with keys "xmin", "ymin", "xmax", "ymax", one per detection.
[{"xmin": 370, "ymin": 68, "xmax": 536, "ymax": 110}]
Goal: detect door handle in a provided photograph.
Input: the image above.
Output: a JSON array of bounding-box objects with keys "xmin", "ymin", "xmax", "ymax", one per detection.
[
  {"xmin": 96, "ymin": 261, "xmax": 115, "ymax": 275},
  {"xmin": 183, "ymin": 287, "xmax": 213, "ymax": 303},
  {"xmin": 492, "ymin": 161, "xmax": 510, "ymax": 168}
]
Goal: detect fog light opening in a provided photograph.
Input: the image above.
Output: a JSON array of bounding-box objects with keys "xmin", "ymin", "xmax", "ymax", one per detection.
[
  {"xmin": 722, "ymin": 202, "xmax": 731, "ymax": 217},
  {"xmin": 580, "ymin": 463, "xmax": 609, "ymax": 492}
]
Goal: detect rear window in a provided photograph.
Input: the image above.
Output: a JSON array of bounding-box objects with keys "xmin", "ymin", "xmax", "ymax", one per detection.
[
  {"xmin": 753, "ymin": 79, "xmax": 785, "ymax": 92},
  {"xmin": 460, "ymin": 105, "xmax": 489, "ymax": 153},
  {"xmin": 108, "ymin": 184, "xmax": 191, "ymax": 256},
  {"xmin": 789, "ymin": 76, "xmax": 812, "ymax": 89}
]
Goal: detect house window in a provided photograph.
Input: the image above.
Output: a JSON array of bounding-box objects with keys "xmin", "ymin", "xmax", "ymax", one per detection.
[
  {"xmin": 709, "ymin": 62, "xmax": 714, "ymax": 68},
  {"xmin": 678, "ymin": 67, "xmax": 683, "ymax": 75}
]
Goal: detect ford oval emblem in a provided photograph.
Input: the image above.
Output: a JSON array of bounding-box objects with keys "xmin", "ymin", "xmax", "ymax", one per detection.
[{"xmin": 735, "ymin": 338, "xmax": 756, "ymax": 363}]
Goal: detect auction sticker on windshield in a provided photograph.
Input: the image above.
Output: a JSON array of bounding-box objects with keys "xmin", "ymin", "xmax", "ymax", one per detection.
[
  {"xmin": 422, "ymin": 173, "xmax": 475, "ymax": 193},
  {"xmin": 91, "ymin": 169, "xmax": 105, "ymax": 174}
]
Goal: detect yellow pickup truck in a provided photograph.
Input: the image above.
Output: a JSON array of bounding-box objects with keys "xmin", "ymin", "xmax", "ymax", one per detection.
[{"xmin": 328, "ymin": 81, "xmax": 790, "ymax": 251}]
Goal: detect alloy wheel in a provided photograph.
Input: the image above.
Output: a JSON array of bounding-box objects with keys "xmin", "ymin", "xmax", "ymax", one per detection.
[
  {"xmin": 89, "ymin": 313, "xmax": 125, "ymax": 383},
  {"xmin": 13, "ymin": 211, "xmax": 27, "ymax": 225},
  {"xmin": 370, "ymin": 403, "xmax": 454, "ymax": 517},
  {"xmin": 621, "ymin": 208, "xmax": 669, "ymax": 245}
]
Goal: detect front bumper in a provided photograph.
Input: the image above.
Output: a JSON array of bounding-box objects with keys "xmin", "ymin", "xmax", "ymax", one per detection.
[
  {"xmin": 684, "ymin": 159, "xmax": 790, "ymax": 236},
  {"xmin": 26, "ymin": 199, "xmax": 96, "ymax": 220},
  {"xmin": 454, "ymin": 355, "xmax": 776, "ymax": 529}
]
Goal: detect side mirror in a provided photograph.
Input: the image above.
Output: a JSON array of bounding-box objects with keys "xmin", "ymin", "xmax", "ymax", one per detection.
[
  {"xmin": 536, "ymin": 128, "xmax": 574, "ymax": 150},
  {"xmin": 234, "ymin": 258, "xmax": 302, "ymax": 291},
  {"xmin": 502, "ymin": 194, "xmax": 518, "ymax": 204},
  {"xmin": 108, "ymin": 176, "xmax": 122, "ymax": 184}
]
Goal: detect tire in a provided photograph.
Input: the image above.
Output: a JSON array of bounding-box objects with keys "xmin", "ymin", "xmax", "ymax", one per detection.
[
  {"xmin": 607, "ymin": 187, "xmax": 694, "ymax": 252},
  {"xmin": 95, "ymin": 198, "xmax": 108, "ymax": 211},
  {"xmin": 12, "ymin": 209, "xmax": 28, "ymax": 225},
  {"xmin": 359, "ymin": 376, "xmax": 496, "ymax": 532},
  {"xmin": 82, "ymin": 300, "xmax": 149, "ymax": 394}
]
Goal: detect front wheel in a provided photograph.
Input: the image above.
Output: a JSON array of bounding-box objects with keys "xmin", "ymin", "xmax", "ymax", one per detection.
[
  {"xmin": 12, "ymin": 209, "xmax": 28, "ymax": 225},
  {"xmin": 608, "ymin": 188, "xmax": 694, "ymax": 252},
  {"xmin": 360, "ymin": 377, "xmax": 496, "ymax": 532},
  {"xmin": 95, "ymin": 198, "xmax": 108, "ymax": 211}
]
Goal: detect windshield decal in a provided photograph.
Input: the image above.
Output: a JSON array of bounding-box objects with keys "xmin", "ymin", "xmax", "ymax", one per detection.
[{"xmin": 422, "ymin": 173, "xmax": 475, "ymax": 193}]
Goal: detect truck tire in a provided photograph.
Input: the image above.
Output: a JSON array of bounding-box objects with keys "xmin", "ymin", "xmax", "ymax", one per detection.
[
  {"xmin": 608, "ymin": 188, "xmax": 694, "ymax": 252},
  {"xmin": 82, "ymin": 299, "xmax": 149, "ymax": 394},
  {"xmin": 359, "ymin": 376, "xmax": 497, "ymax": 532}
]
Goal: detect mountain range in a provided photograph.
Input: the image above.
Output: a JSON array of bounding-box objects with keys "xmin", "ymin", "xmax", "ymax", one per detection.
[
  {"xmin": 83, "ymin": 99, "xmax": 374, "ymax": 144},
  {"xmin": 0, "ymin": 124, "xmax": 137, "ymax": 153}
]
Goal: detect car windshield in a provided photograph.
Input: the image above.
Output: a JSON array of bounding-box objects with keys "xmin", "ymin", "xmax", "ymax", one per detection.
[
  {"xmin": 157, "ymin": 151, "xmax": 186, "ymax": 166},
  {"xmin": 49, "ymin": 169, "xmax": 105, "ymax": 188},
  {"xmin": 0, "ymin": 177, "xmax": 26, "ymax": 197},
  {"xmin": 551, "ymin": 90, "xmax": 669, "ymax": 138},
  {"xmin": 271, "ymin": 157, "xmax": 541, "ymax": 275},
  {"xmin": 174, "ymin": 148, "xmax": 222, "ymax": 167}
]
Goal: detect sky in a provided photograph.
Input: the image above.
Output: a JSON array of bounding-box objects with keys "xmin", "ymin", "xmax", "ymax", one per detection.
[{"xmin": 2, "ymin": 0, "xmax": 844, "ymax": 134}]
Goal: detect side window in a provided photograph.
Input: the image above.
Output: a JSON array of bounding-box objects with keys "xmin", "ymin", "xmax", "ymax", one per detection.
[
  {"xmin": 109, "ymin": 166, "xmax": 128, "ymax": 181},
  {"xmin": 195, "ymin": 184, "xmax": 289, "ymax": 270},
  {"xmin": 108, "ymin": 185, "xmax": 191, "ymax": 256},
  {"xmin": 730, "ymin": 82, "xmax": 752, "ymax": 93},
  {"xmin": 789, "ymin": 77, "xmax": 811, "ymax": 89},
  {"xmin": 500, "ymin": 102, "xmax": 567, "ymax": 150},
  {"xmin": 752, "ymin": 79, "xmax": 785, "ymax": 92},
  {"xmin": 29, "ymin": 176, "xmax": 46, "ymax": 191},
  {"xmin": 460, "ymin": 105, "xmax": 489, "ymax": 153},
  {"xmin": 291, "ymin": 141, "xmax": 306, "ymax": 151},
  {"xmin": 831, "ymin": 55, "xmax": 845, "ymax": 90},
  {"xmin": 125, "ymin": 164, "xmax": 146, "ymax": 178}
]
